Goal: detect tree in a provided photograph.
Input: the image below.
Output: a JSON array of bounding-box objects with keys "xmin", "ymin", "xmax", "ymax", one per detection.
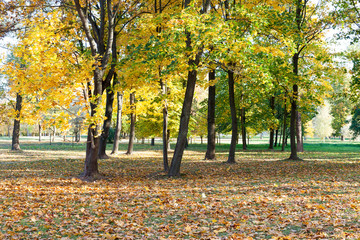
[
  {"xmin": 168, "ymin": 0, "xmax": 205, "ymax": 177},
  {"xmin": 313, "ymin": 101, "xmax": 333, "ymax": 140}
]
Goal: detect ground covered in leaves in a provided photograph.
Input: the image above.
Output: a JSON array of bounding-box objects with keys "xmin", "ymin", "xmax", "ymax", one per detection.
[{"xmin": 0, "ymin": 139, "xmax": 360, "ymax": 239}]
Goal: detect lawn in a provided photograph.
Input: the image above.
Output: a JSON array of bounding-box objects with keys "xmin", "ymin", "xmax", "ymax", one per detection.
[{"xmin": 0, "ymin": 138, "xmax": 360, "ymax": 239}]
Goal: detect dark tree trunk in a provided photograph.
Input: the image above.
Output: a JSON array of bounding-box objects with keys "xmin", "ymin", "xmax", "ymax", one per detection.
[
  {"xmin": 111, "ymin": 92, "xmax": 123, "ymax": 154},
  {"xmin": 151, "ymin": 138, "xmax": 155, "ymax": 146},
  {"xmin": 11, "ymin": 93, "xmax": 22, "ymax": 151},
  {"xmin": 163, "ymin": 105, "xmax": 169, "ymax": 171},
  {"xmin": 168, "ymin": 0, "xmax": 203, "ymax": 176},
  {"xmin": 296, "ymin": 111, "xmax": 304, "ymax": 152},
  {"xmin": 282, "ymin": 104, "xmax": 287, "ymax": 152},
  {"xmin": 205, "ymin": 70, "xmax": 216, "ymax": 160},
  {"xmin": 38, "ymin": 124, "xmax": 42, "ymax": 142},
  {"xmin": 168, "ymin": 60, "xmax": 199, "ymax": 176},
  {"xmin": 126, "ymin": 92, "xmax": 136, "ymax": 155},
  {"xmin": 269, "ymin": 96, "xmax": 275, "ymax": 150},
  {"xmin": 241, "ymin": 107, "xmax": 247, "ymax": 150},
  {"xmin": 98, "ymin": 87, "xmax": 115, "ymax": 159},
  {"xmin": 274, "ymin": 129, "xmax": 279, "ymax": 147},
  {"xmin": 82, "ymin": 70, "xmax": 103, "ymax": 179},
  {"xmin": 289, "ymin": 53, "xmax": 300, "ymax": 160},
  {"xmin": 227, "ymin": 69, "xmax": 237, "ymax": 164}
]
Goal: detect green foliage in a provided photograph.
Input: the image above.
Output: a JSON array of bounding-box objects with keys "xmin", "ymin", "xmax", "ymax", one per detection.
[{"xmin": 350, "ymin": 107, "xmax": 360, "ymax": 139}]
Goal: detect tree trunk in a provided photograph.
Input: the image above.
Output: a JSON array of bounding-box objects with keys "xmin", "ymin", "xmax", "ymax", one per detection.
[
  {"xmin": 227, "ymin": 69, "xmax": 237, "ymax": 164},
  {"xmin": 241, "ymin": 107, "xmax": 247, "ymax": 150},
  {"xmin": 126, "ymin": 93, "xmax": 136, "ymax": 155},
  {"xmin": 168, "ymin": 4, "xmax": 202, "ymax": 176},
  {"xmin": 11, "ymin": 93, "xmax": 22, "ymax": 151},
  {"xmin": 111, "ymin": 92, "xmax": 123, "ymax": 154},
  {"xmin": 82, "ymin": 70, "xmax": 103, "ymax": 179},
  {"xmin": 274, "ymin": 129, "xmax": 279, "ymax": 147},
  {"xmin": 205, "ymin": 70, "xmax": 216, "ymax": 160},
  {"xmin": 282, "ymin": 104, "xmax": 287, "ymax": 152},
  {"xmin": 289, "ymin": 53, "xmax": 300, "ymax": 160},
  {"xmin": 296, "ymin": 111, "xmax": 304, "ymax": 152},
  {"xmin": 98, "ymin": 87, "xmax": 115, "ymax": 159},
  {"xmin": 269, "ymin": 96, "xmax": 275, "ymax": 150},
  {"xmin": 38, "ymin": 124, "xmax": 42, "ymax": 142},
  {"xmin": 151, "ymin": 138, "xmax": 155, "ymax": 146},
  {"xmin": 168, "ymin": 62, "xmax": 199, "ymax": 176},
  {"xmin": 163, "ymin": 104, "xmax": 169, "ymax": 171}
]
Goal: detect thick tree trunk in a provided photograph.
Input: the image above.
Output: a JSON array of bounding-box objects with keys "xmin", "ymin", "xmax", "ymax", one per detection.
[
  {"xmin": 241, "ymin": 107, "xmax": 247, "ymax": 150},
  {"xmin": 296, "ymin": 111, "xmax": 304, "ymax": 152},
  {"xmin": 82, "ymin": 70, "xmax": 103, "ymax": 179},
  {"xmin": 227, "ymin": 69, "xmax": 237, "ymax": 164},
  {"xmin": 151, "ymin": 138, "xmax": 155, "ymax": 146},
  {"xmin": 11, "ymin": 93, "xmax": 22, "ymax": 151},
  {"xmin": 126, "ymin": 93, "xmax": 136, "ymax": 155},
  {"xmin": 111, "ymin": 92, "xmax": 123, "ymax": 154},
  {"xmin": 205, "ymin": 70, "xmax": 216, "ymax": 160},
  {"xmin": 98, "ymin": 87, "xmax": 115, "ymax": 159}
]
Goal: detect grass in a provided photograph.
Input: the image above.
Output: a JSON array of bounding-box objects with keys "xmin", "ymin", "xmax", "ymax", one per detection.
[{"xmin": 0, "ymin": 137, "xmax": 360, "ymax": 239}]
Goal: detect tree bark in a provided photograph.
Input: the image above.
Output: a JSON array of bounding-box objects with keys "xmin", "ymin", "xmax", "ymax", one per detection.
[
  {"xmin": 274, "ymin": 129, "xmax": 279, "ymax": 147},
  {"xmin": 98, "ymin": 86, "xmax": 115, "ymax": 159},
  {"xmin": 205, "ymin": 70, "xmax": 216, "ymax": 160},
  {"xmin": 162, "ymin": 100, "xmax": 169, "ymax": 171},
  {"xmin": 111, "ymin": 92, "xmax": 123, "ymax": 154},
  {"xmin": 11, "ymin": 93, "xmax": 22, "ymax": 151},
  {"xmin": 282, "ymin": 103, "xmax": 287, "ymax": 152},
  {"xmin": 38, "ymin": 124, "xmax": 42, "ymax": 142},
  {"xmin": 126, "ymin": 92, "xmax": 136, "ymax": 155},
  {"xmin": 269, "ymin": 96, "xmax": 275, "ymax": 150},
  {"xmin": 296, "ymin": 111, "xmax": 304, "ymax": 152},
  {"xmin": 168, "ymin": 0, "xmax": 202, "ymax": 176},
  {"xmin": 168, "ymin": 57, "xmax": 200, "ymax": 176},
  {"xmin": 82, "ymin": 69, "xmax": 103, "ymax": 178},
  {"xmin": 227, "ymin": 69, "xmax": 237, "ymax": 164},
  {"xmin": 289, "ymin": 53, "xmax": 300, "ymax": 160}
]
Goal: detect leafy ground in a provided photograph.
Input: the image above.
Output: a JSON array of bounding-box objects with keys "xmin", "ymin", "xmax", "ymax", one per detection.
[{"xmin": 0, "ymin": 139, "xmax": 360, "ymax": 239}]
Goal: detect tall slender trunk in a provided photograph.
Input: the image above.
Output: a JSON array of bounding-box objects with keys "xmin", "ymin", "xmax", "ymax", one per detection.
[
  {"xmin": 98, "ymin": 86, "xmax": 115, "ymax": 159},
  {"xmin": 227, "ymin": 68, "xmax": 237, "ymax": 163},
  {"xmin": 296, "ymin": 111, "xmax": 304, "ymax": 152},
  {"xmin": 205, "ymin": 70, "xmax": 216, "ymax": 160},
  {"xmin": 289, "ymin": 53, "xmax": 300, "ymax": 160},
  {"xmin": 11, "ymin": 93, "xmax": 22, "ymax": 151},
  {"xmin": 282, "ymin": 103, "xmax": 287, "ymax": 152},
  {"xmin": 269, "ymin": 96, "xmax": 275, "ymax": 149},
  {"xmin": 274, "ymin": 129, "xmax": 279, "ymax": 147},
  {"xmin": 38, "ymin": 124, "xmax": 42, "ymax": 142},
  {"xmin": 168, "ymin": 0, "xmax": 203, "ymax": 177},
  {"xmin": 126, "ymin": 92, "xmax": 136, "ymax": 155},
  {"xmin": 162, "ymin": 96, "xmax": 169, "ymax": 171},
  {"xmin": 241, "ymin": 107, "xmax": 247, "ymax": 150},
  {"xmin": 111, "ymin": 92, "xmax": 123, "ymax": 154},
  {"xmin": 168, "ymin": 66, "xmax": 198, "ymax": 176}
]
